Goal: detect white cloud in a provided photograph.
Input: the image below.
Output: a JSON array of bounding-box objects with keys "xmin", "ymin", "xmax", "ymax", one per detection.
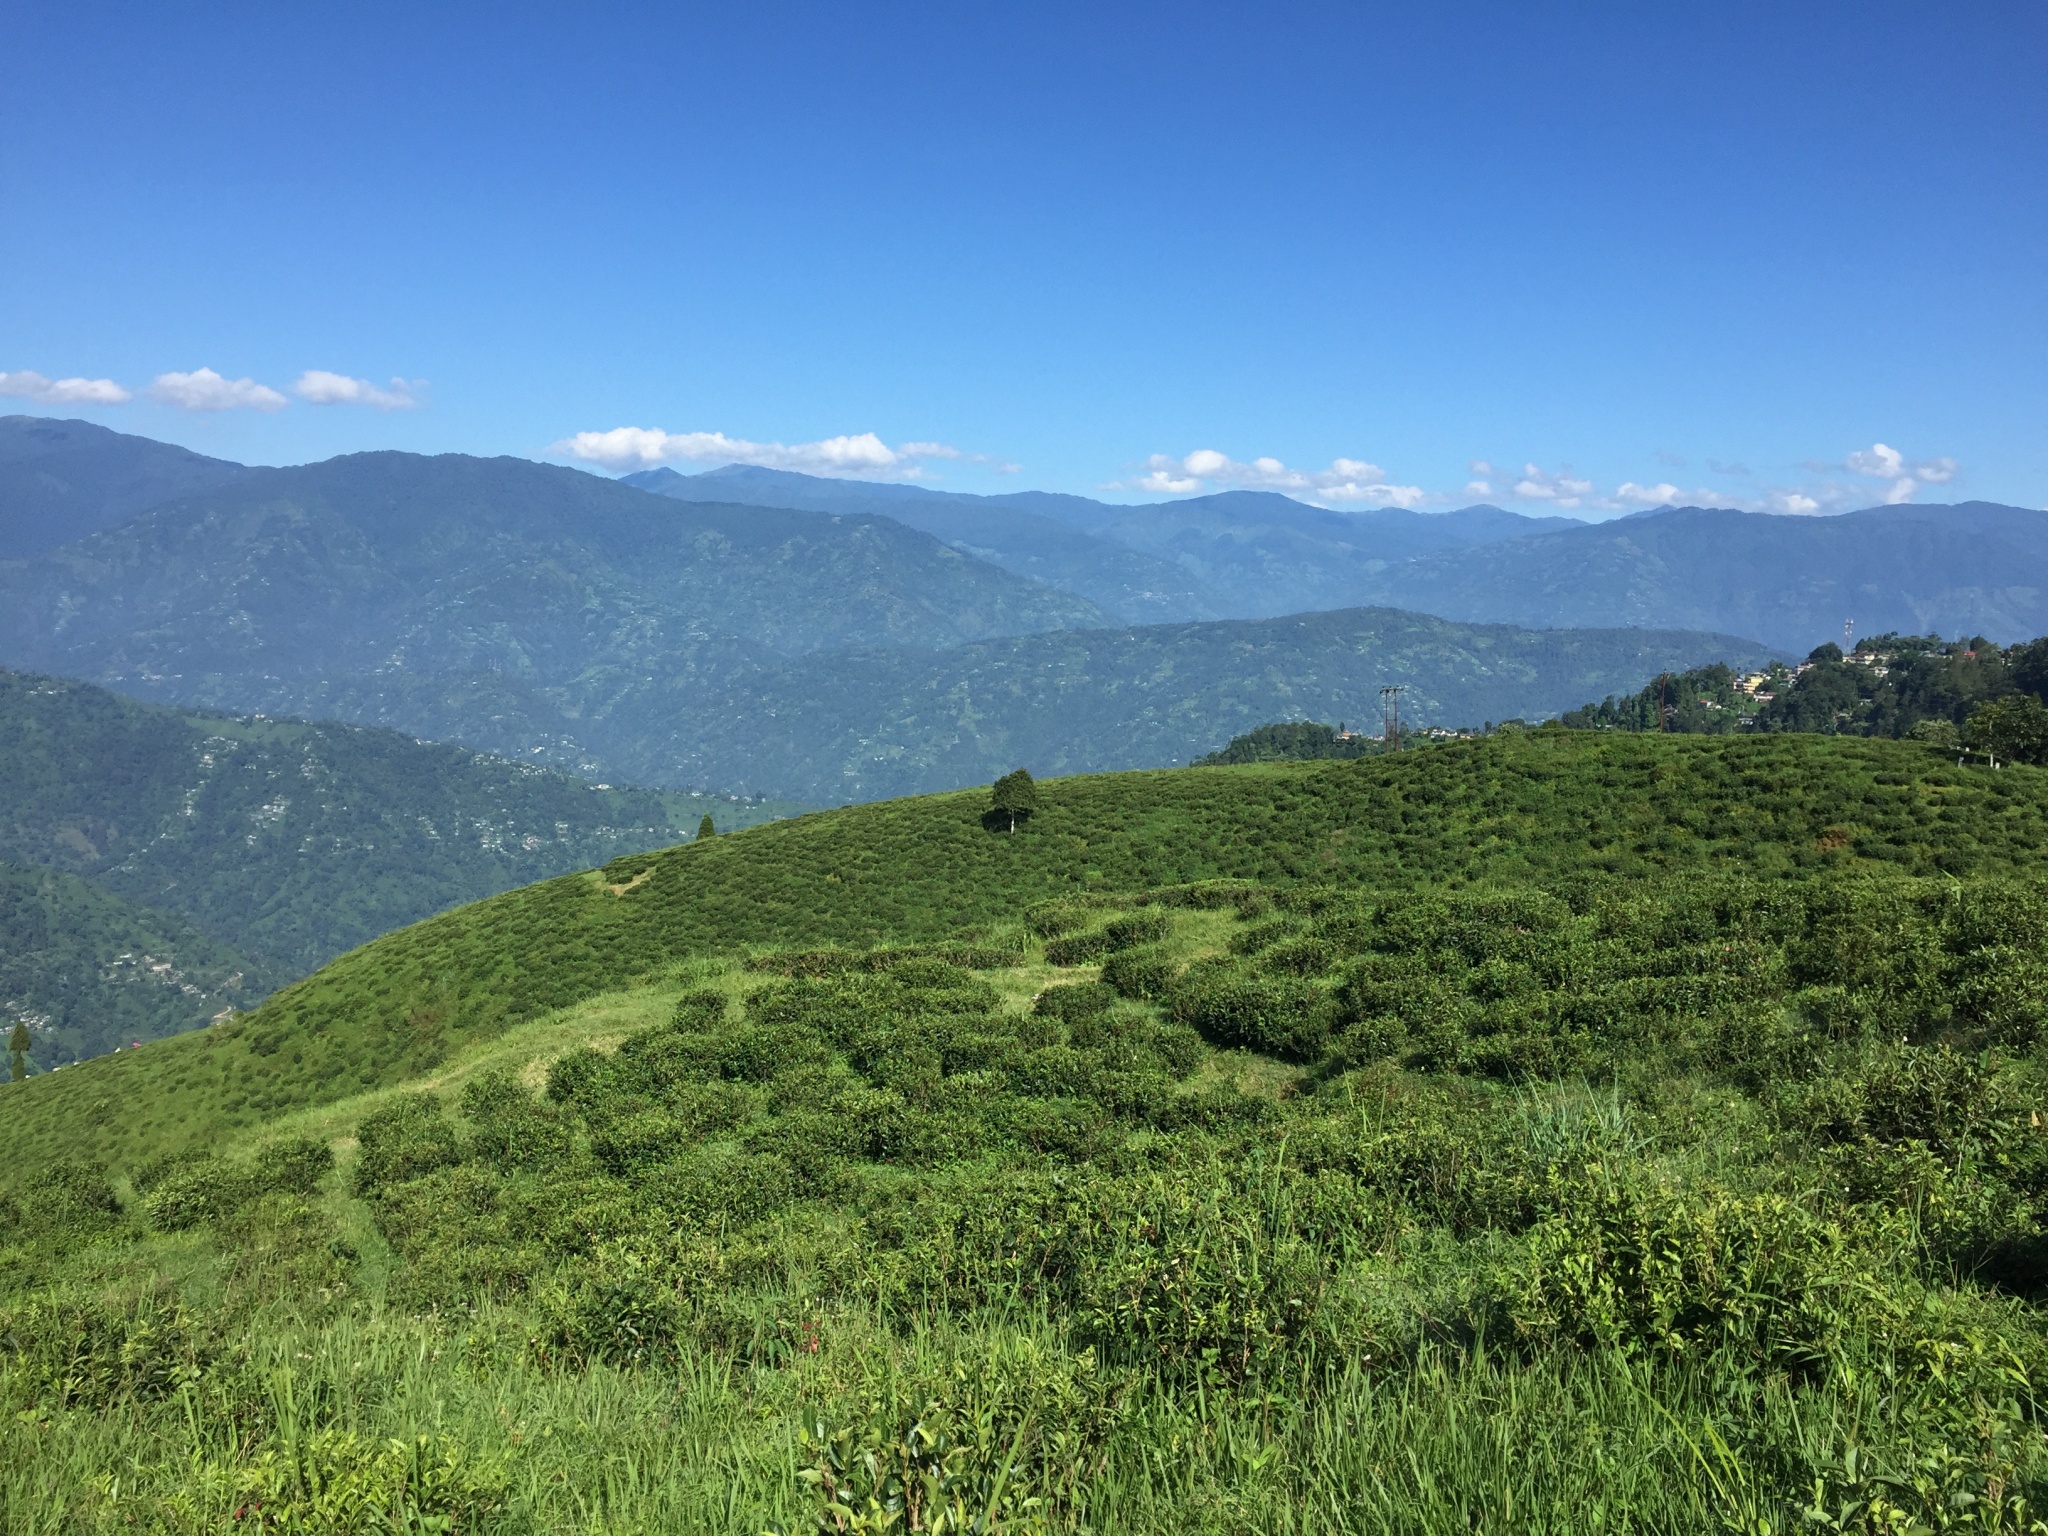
[
  {"xmin": 1838, "ymin": 441, "xmax": 1960, "ymax": 507},
  {"xmin": 1613, "ymin": 481, "xmax": 1688, "ymax": 508},
  {"xmin": 550, "ymin": 427, "xmax": 990, "ymax": 480},
  {"xmin": 148, "ymin": 368, "xmax": 288, "ymax": 412},
  {"xmin": 294, "ymin": 370, "xmax": 422, "ymax": 409},
  {"xmin": 1469, "ymin": 443, "xmax": 1965, "ymax": 518},
  {"xmin": 0, "ymin": 370, "xmax": 132, "ymax": 405},
  {"xmin": 1510, "ymin": 464, "xmax": 1597, "ymax": 508},
  {"xmin": 1114, "ymin": 448, "xmax": 1427, "ymax": 509}
]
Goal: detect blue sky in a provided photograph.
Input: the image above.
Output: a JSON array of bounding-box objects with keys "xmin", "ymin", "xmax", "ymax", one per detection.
[{"xmin": 3, "ymin": 2, "xmax": 2043, "ymax": 516}]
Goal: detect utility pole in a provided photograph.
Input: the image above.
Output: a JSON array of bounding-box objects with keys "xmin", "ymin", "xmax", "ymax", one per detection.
[{"xmin": 1379, "ymin": 685, "xmax": 1406, "ymax": 750}]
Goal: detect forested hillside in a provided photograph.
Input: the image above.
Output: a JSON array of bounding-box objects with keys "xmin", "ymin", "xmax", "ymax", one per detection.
[
  {"xmin": 1564, "ymin": 632, "xmax": 2048, "ymax": 755},
  {"xmin": 0, "ymin": 862, "xmax": 265, "ymax": 1064},
  {"xmin": 626, "ymin": 465, "xmax": 1233, "ymax": 625},
  {"xmin": 1191, "ymin": 719, "xmax": 1383, "ymax": 764},
  {"xmin": 0, "ymin": 668, "xmax": 800, "ymax": 1061},
  {"xmin": 603, "ymin": 606, "xmax": 1780, "ymax": 800},
  {"xmin": 2, "ymin": 732, "xmax": 2045, "ymax": 1531}
]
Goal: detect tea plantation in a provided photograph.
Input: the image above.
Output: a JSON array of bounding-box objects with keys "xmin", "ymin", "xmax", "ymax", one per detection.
[{"xmin": 3, "ymin": 732, "xmax": 2046, "ymax": 1533}]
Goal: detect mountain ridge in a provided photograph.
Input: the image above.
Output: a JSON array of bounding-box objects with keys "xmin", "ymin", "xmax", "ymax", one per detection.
[
  {"xmin": 0, "ymin": 413, "xmax": 245, "ymax": 559},
  {"xmin": 1348, "ymin": 500, "xmax": 2048, "ymax": 651},
  {"xmin": 627, "ymin": 463, "xmax": 1585, "ymax": 620}
]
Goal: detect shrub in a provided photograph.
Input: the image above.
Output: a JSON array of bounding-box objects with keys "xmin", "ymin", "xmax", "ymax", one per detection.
[
  {"xmin": 351, "ymin": 1095, "xmax": 461, "ymax": 1195},
  {"xmin": 672, "ymin": 988, "xmax": 730, "ymax": 1027},
  {"xmin": 203, "ymin": 1428, "xmax": 509, "ymax": 1532},
  {"xmin": 1023, "ymin": 901, "xmax": 1091, "ymax": 939},
  {"xmin": 141, "ymin": 1137, "xmax": 332, "ymax": 1232},
  {"xmin": 1168, "ymin": 963, "xmax": 1330, "ymax": 1061},
  {"xmin": 144, "ymin": 1162, "xmax": 246, "ymax": 1231},
  {"xmin": 254, "ymin": 1135, "xmax": 334, "ymax": 1195},
  {"xmin": 1100, "ymin": 948, "xmax": 1178, "ymax": 1001},
  {"xmin": 544, "ymin": 1046, "xmax": 608, "ymax": 1105},
  {"xmin": 536, "ymin": 1250, "xmax": 681, "ymax": 1366},
  {"xmin": 0, "ymin": 1282, "xmax": 204, "ymax": 1407},
  {"xmin": 1032, "ymin": 982, "xmax": 1119, "ymax": 1024},
  {"xmin": 1044, "ymin": 910, "xmax": 1171, "ymax": 966},
  {"xmin": 462, "ymin": 1070, "xmax": 575, "ymax": 1169}
]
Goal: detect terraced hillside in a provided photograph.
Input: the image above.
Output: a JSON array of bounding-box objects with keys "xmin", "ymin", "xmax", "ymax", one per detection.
[{"xmin": 2, "ymin": 731, "xmax": 2044, "ymax": 1533}]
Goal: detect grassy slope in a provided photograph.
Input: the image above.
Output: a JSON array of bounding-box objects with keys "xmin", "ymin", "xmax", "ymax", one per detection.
[{"xmin": 6, "ymin": 730, "xmax": 2044, "ymax": 1181}]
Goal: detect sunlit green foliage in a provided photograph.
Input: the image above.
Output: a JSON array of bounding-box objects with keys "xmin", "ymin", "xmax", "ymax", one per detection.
[{"xmin": 3, "ymin": 735, "xmax": 2047, "ymax": 1531}]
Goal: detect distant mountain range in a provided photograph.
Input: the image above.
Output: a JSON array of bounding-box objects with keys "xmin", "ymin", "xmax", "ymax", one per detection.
[
  {"xmin": 631, "ymin": 462, "xmax": 2048, "ymax": 651},
  {"xmin": 0, "ymin": 429, "xmax": 1106, "ymax": 777},
  {"xmin": 1345, "ymin": 502, "xmax": 2048, "ymax": 653},
  {"xmin": 0, "ymin": 413, "xmax": 244, "ymax": 559},
  {"xmin": 625, "ymin": 463, "xmax": 1584, "ymax": 623},
  {"xmin": 5, "ymin": 416, "xmax": 2039, "ymax": 802},
  {"xmin": 0, "ymin": 666, "xmax": 801, "ymax": 1061}
]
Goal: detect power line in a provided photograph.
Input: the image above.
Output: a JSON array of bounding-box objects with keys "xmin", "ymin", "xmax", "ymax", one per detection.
[{"xmin": 1379, "ymin": 685, "xmax": 1406, "ymax": 750}]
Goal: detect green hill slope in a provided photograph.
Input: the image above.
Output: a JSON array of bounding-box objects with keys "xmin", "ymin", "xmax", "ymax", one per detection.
[
  {"xmin": 2, "ymin": 729, "xmax": 2045, "ymax": 1532},
  {"xmin": 8, "ymin": 731, "xmax": 2041, "ymax": 1176}
]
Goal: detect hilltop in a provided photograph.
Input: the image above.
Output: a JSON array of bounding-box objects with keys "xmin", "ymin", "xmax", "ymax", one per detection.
[{"xmin": 0, "ymin": 414, "xmax": 243, "ymax": 559}]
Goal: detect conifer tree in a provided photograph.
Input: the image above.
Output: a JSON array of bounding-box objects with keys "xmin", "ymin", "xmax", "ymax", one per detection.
[
  {"xmin": 8, "ymin": 1021, "xmax": 27, "ymax": 1083},
  {"xmin": 989, "ymin": 768, "xmax": 1040, "ymax": 833},
  {"xmin": 697, "ymin": 814, "xmax": 716, "ymax": 840}
]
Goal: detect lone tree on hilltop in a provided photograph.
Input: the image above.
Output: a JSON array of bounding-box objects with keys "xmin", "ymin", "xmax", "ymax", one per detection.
[
  {"xmin": 988, "ymin": 768, "xmax": 1040, "ymax": 834},
  {"xmin": 697, "ymin": 814, "xmax": 716, "ymax": 840},
  {"xmin": 9, "ymin": 1021, "xmax": 28, "ymax": 1083}
]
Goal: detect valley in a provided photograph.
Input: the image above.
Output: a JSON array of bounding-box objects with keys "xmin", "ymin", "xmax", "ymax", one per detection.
[{"xmin": 0, "ymin": 666, "xmax": 803, "ymax": 1063}]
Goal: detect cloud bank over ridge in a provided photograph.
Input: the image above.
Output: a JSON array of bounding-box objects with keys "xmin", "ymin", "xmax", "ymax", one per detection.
[{"xmin": 550, "ymin": 427, "xmax": 1010, "ymax": 480}]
